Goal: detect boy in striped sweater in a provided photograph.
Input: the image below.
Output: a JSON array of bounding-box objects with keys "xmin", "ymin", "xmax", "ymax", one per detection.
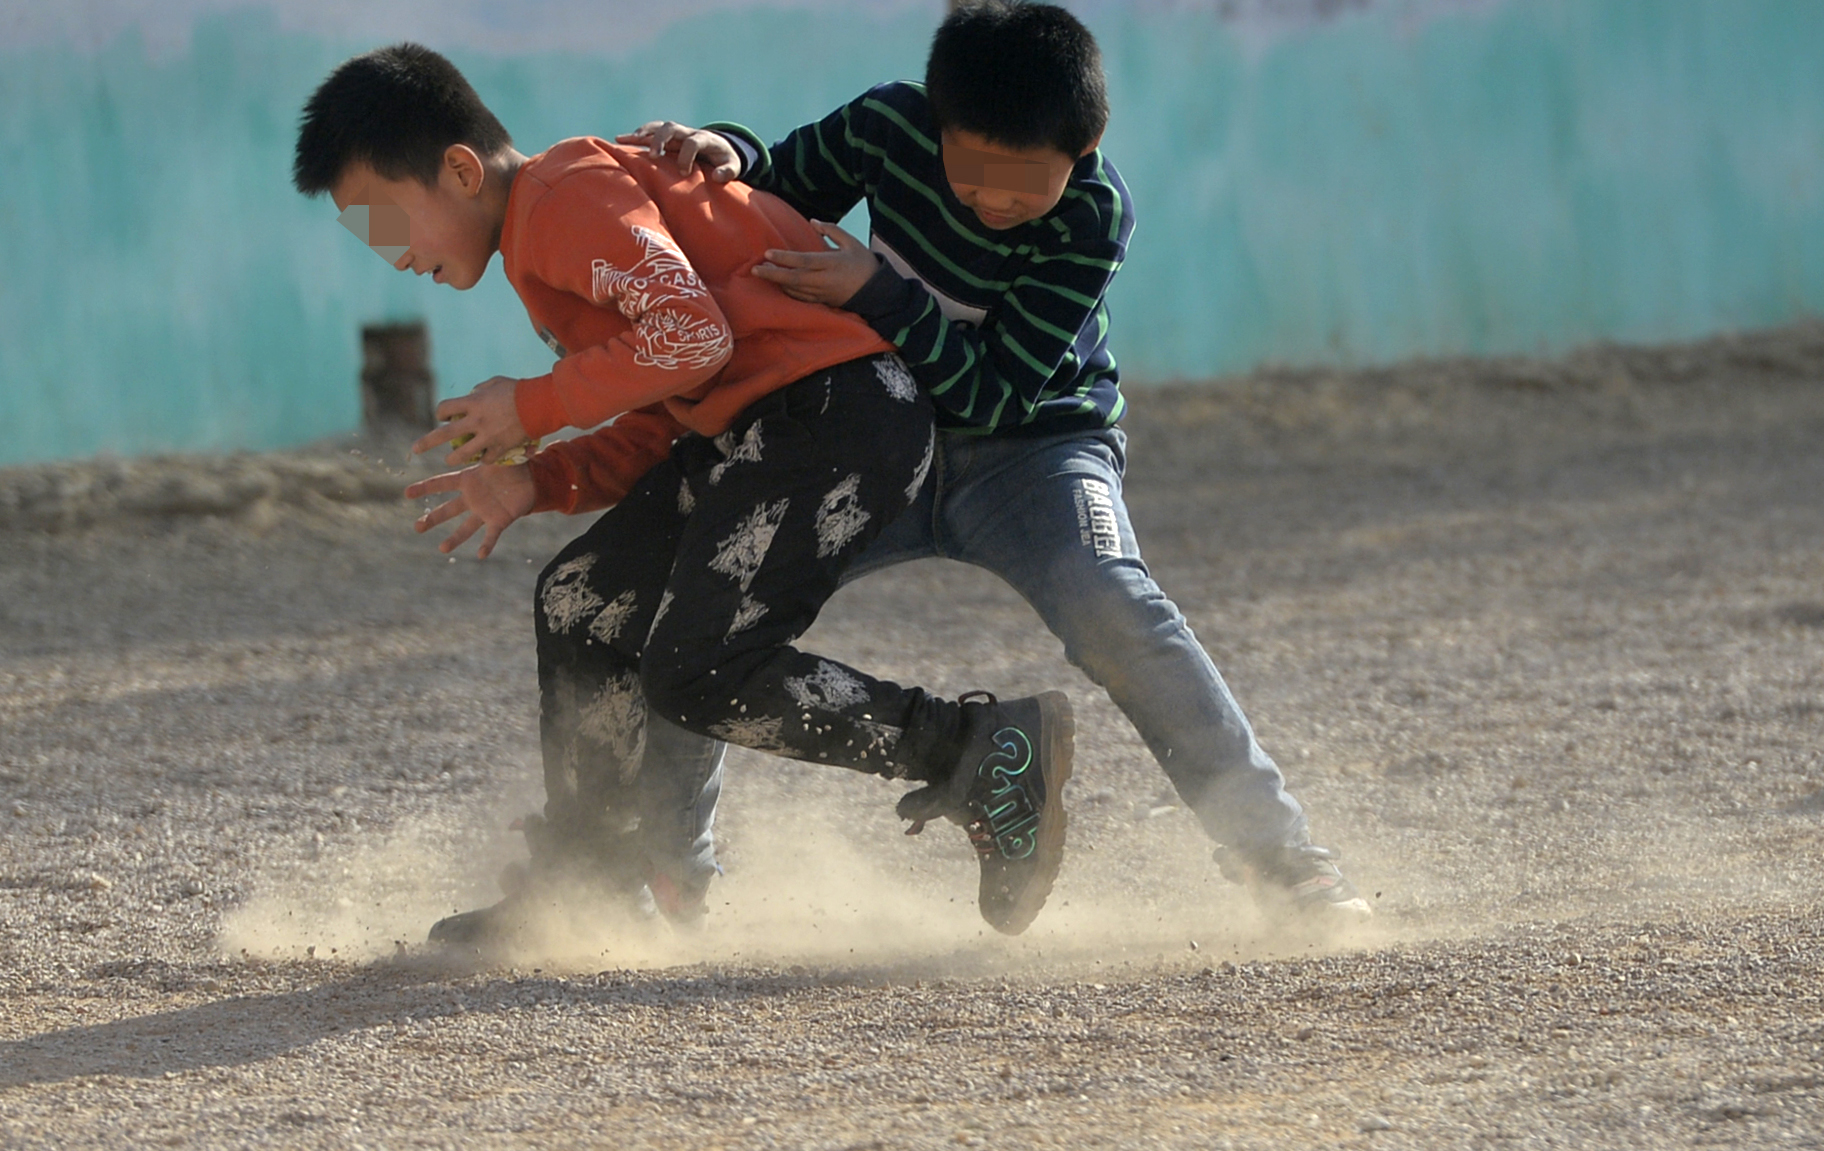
[{"xmin": 624, "ymin": 0, "xmax": 1372, "ymax": 927}]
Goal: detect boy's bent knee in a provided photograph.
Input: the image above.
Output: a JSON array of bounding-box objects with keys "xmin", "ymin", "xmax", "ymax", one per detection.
[
  {"xmin": 1045, "ymin": 556, "xmax": 1183, "ymax": 635},
  {"xmin": 1044, "ymin": 561, "xmax": 1198, "ymax": 677},
  {"xmin": 639, "ymin": 660, "xmax": 723, "ymax": 735}
]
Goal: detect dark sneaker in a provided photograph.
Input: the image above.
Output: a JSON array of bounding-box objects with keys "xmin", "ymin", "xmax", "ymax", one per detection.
[
  {"xmin": 427, "ymin": 812, "xmax": 653, "ymax": 949},
  {"xmin": 427, "ymin": 873, "xmax": 548, "ymax": 948},
  {"xmin": 1215, "ymin": 843, "xmax": 1373, "ymax": 926},
  {"xmin": 899, "ymin": 691, "xmax": 1074, "ymax": 935}
]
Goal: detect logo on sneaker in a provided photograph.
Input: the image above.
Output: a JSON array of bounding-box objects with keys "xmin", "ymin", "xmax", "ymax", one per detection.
[{"xmin": 976, "ymin": 726, "xmax": 1040, "ymax": 860}]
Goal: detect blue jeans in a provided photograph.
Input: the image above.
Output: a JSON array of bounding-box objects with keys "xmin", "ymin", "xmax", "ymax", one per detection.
[{"xmin": 642, "ymin": 426, "xmax": 1309, "ymax": 890}]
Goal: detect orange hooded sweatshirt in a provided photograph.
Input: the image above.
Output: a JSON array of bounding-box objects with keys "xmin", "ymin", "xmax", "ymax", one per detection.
[{"xmin": 503, "ymin": 137, "xmax": 894, "ymax": 514}]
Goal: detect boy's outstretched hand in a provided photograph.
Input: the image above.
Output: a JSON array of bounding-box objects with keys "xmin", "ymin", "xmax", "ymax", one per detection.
[
  {"xmin": 412, "ymin": 376, "xmax": 530, "ymax": 466},
  {"xmin": 617, "ymin": 121, "xmax": 742, "ymax": 182},
  {"xmin": 404, "ymin": 462, "xmax": 536, "ymax": 559},
  {"xmin": 753, "ymin": 220, "xmax": 878, "ymax": 309}
]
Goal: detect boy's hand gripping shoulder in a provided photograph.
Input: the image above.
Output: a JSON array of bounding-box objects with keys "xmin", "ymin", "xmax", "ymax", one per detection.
[
  {"xmin": 697, "ymin": 85, "xmax": 883, "ymax": 228},
  {"xmin": 618, "ymin": 121, "xmax": 743, "ymax": 183},
  {"xmin": 511, "ymin": 164, "xmax": 736, "ymax": 441}
]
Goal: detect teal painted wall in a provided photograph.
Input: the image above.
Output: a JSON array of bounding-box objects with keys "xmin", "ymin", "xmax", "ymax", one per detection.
[
  {"xmin": 2, "ymin": 0, "xmax": 1821, "ymax": 466},
  {"xmin": 1104, "ymin": 0, "xmax": 1824, "ymax": 374},
  {"xmin": 0, "ymin": 7, "xmax": 923, "ymax": 466}
]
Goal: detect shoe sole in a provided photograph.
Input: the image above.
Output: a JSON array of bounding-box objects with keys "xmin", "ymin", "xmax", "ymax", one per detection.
[
  {"xmin": 1326, "ymin": 896, "xmax": 1374, "ymax": 920},
  {"xmin": 991, "ymin": 690, "xmax": 1074, "ymax": 935},
  {"xmin": 428, "ymin": 908, "xmax": 510, "ymax": 948},
  {"xmin": 1257, "ymin": 883, "xmax": 1375, "ymax": 931}
]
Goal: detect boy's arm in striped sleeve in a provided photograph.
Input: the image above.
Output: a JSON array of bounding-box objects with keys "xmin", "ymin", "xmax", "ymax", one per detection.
[
  {"xmin": 844, "ymin": 220, "xmax": 1127, "ymax": 431},
  {"xmin": 705, "ymin": 88, "xmax": 881, "ymax": 226}
]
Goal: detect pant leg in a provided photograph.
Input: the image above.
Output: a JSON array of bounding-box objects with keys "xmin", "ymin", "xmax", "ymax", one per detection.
[
  {"xmin": 611, "ymin": 410, "xmax": 949, "ymax": 886},
  {"xmin": 937, "ymin": 426, "xmax": 1309, "ymax": 852},
  {"xmin": 627, "ymin": 712, "xmax": 724, "ymax": 895},
  {"xmin": 533, "ymin": 455, "xmax": 692, "ymax": 863},
  {"xmin": 640, "ymin": 355, "xmax": 967, "ymax": 780}
]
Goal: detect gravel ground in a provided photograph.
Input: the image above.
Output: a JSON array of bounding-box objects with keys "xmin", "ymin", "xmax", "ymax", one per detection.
[{"xmin": 2, "ymin": 325, "xmax": 1822, "ymax": 1149}]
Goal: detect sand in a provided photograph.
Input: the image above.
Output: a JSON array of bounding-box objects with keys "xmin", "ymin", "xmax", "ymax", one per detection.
[{"xmin": 2, "ymin": 323, "xmax": 1821, "ymax": 1148}]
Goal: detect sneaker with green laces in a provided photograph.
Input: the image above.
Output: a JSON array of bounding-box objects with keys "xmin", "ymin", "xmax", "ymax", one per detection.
[{"xmin": 898, "ymin": 691, "xmax": 1074, "ymax": 935}]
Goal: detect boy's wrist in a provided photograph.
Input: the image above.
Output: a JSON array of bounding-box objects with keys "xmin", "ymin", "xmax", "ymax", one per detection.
[
  {"xmin": 711, "ymin": 130, "xmax": 756, "ymax": 179},
  {"xmin": 841, "ymin": 254, "xmax": 916, "ymax": 321},
  {"xmin": 513, "ymin": 373, "xmax": 567, "ymax": 439},
  {"xmin": 523, "ymin": 449, "xmax": 576, "ymax": 515},
  {"xmin": 703, "ymin": 122, "xmax": 765, "ymax": 181}
]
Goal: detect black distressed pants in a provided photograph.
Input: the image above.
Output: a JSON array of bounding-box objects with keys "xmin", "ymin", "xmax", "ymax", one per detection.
[{"xmin": 532, "ymin": 353, "xmax": 958, "ymax": 869}]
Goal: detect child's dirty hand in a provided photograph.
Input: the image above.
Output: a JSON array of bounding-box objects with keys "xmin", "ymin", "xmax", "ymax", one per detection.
[
  {"xmin": 752, "ymin": 221, "xmax": 879, "ymax": 308},
  {"xmin": 413, "ymin": 376, "xmax": 529, "ymax": 466},
  {"xmin": 403, "ymin": 462, "xmax": 537, "ymax": 560},
  {"xmin": 617, "ymin": 121, "xmax": 741, "ymax": 182}
]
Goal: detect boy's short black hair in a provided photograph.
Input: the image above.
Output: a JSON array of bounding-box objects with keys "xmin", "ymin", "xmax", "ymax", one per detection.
[
  {"xmin": 925, "ymin": 1, "xmax": 1109, "ymax": 157},
  {"xmin": 293, "ymin": 42, "xmax": 512, "ymax": 196}
]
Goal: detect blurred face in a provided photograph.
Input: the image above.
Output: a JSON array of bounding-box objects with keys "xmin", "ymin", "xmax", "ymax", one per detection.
[
  {"xmin": 940, "ymin": 128, "xmax": 1096, "ymax": 230},
  {"xmin": 330, "ymin": 146, "xmax": 498, "ymax": 290}
]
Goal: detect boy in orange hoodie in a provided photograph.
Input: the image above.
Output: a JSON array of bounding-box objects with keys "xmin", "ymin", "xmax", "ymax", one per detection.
[{"xmin": 293, "ymin": 44, "xmax": 1074, "ymax": 947}]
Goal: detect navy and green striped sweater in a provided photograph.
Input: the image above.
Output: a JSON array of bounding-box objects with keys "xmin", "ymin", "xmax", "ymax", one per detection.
[{"xmin": 708, "ymin": 81, "xmax": 1133, "ymax": 436}]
